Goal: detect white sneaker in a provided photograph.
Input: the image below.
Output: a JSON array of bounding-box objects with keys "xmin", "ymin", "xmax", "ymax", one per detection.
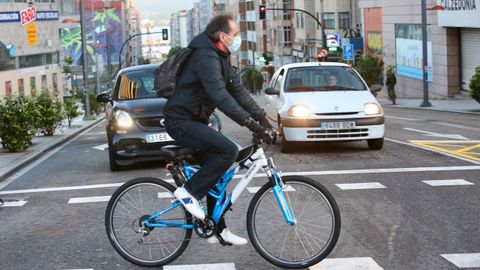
[
  {"xmin": 207, "ymin": 228, "xmax": 248, "ymax": 245},
  {"xmin": 174, "ymin": 187, "xmax": 205, "ymax": 220}
]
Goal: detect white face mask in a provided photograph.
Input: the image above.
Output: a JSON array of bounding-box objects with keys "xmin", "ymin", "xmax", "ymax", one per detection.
[{"xmin": 225, "ymin": 33, "xmax": 242, "ymax": 53}]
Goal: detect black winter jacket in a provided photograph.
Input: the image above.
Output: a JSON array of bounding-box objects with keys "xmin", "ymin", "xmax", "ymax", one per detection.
[{"xmin": 163, "ymin": 32, "xmax": 266, "ymax": 125}]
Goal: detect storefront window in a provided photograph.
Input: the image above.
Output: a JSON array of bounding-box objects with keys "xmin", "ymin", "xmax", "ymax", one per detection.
[
  {"xmin": 41, "ymin": 75, "xmax": 47, "ymax": 90},
  {"xmin": 5, "ymin": 81, "xmax": 12, "ymax": 96},
  {"xmin": 30, "ymin": 76, "xmax": 36, "ymax": 96},
  {"xmin": 18, "ymin": 78, "xmax": 24, "ymax": 96}
]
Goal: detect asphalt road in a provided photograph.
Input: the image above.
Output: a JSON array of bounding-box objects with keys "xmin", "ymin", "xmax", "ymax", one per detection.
[{"xmin": 1, "ymin": 102, "xmax": 479, "ymax": 270}]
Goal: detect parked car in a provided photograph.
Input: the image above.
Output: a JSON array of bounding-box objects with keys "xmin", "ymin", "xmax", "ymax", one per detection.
[
  {"xmin": 264, "ymin": 62, "xmax": 384, "ymax": 152},
  {"xmin": 97, "ymin": 64, "xmax": 221, "ymax": 171}
]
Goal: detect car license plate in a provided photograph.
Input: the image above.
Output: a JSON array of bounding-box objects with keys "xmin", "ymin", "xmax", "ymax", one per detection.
[
  {"xmin": 146, "ymin": 133, "xmax": 174, "ymax": 143},
  {"xmin": 320, "ymin": 121, "xmax": 355, "ymax": 129}
]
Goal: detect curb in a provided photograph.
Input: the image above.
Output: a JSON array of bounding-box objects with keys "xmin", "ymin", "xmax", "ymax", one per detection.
[
  {"xmin": 382, "ymin": 104, "xmax": 480, "ymax": 116},
  {"xmin": 0, "ymin": 115, "xmax": 106, "ymax": 183}
]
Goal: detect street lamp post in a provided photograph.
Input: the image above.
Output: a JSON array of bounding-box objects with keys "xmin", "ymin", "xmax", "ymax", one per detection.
[
  {"xmin": 80, "ymin": 0, "xmax": 93, "ymax": 119},
  {"xmin": 420, "ymin": 0, "xmax": 432, "ymax": 107}
]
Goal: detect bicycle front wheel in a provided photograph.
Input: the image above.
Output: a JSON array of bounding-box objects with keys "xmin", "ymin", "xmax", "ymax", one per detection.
[
  {"xmin": 105, "ymin": 177, "xmax": 192, "ymax": 267},
  {"xmin": 246, "ymin": 176, "xmax": 340, "ymax": 269}
]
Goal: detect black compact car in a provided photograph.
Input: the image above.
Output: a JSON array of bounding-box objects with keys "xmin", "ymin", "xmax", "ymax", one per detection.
[{"xmin": 97, "ymin": 64, "xmax": 221, "ymax": 171}]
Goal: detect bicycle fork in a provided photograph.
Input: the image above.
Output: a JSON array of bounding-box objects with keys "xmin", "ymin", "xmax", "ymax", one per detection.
[{"xmin": 266, "ymin": 158, "xmax": 296, "ymax": 226}]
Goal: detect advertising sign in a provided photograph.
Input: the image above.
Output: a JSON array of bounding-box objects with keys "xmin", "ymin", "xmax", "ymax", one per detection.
[
  {"xmin": 26, "ymin": 23, "xmax": 37, "ymax": 46},
  {"xmin": 20, "ymin": 6, "xmax": 36, "ymax": 25},
  {"xmin": 364, "ymin": 8, "xmax": 383, "ymax": 55},
  {"xmin": 326, "ymin": 34, "xmax": 340, "ymax": 47},
  {"xmin": 36, "ymin": 11, "xmax": 59, "ymax": 21},
  {"xmin": 0, "ymin": 12, "xmax": 20, "ymax": 23},
  {"xmin": 61, "ymin": 5, "xmax": 123, "ymax": 66},
  {"xmin": 395, "ymin": 24, "xmax": 433, "ymax": 81},
  {"xmin": 437, "ymin": 0, "xmax": 480, "ymax": 27}
]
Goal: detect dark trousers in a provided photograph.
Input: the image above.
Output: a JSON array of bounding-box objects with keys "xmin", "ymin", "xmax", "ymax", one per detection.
[
  {"xmin": 165, "ymin": 117, "xmax": 238, "ymax": 193},
  {"xmin": 165, "ymin": 117, "xmax": 237, "ymax": 231}
]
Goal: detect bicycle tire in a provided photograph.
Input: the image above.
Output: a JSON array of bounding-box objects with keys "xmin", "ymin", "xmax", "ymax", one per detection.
[
  {"xmin": 105, "ymin": 177, "xmax": 192, "ymax": 267},
  {"xmin": 246, "ymin": 176, "xmax": 341, "ymax": 269}
]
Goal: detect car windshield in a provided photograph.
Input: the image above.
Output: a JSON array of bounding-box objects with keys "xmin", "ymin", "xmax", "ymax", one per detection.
[
  {"xmin": 115, "ymin": 68, "xmax": 158, "ymax": 100},
  {"xmin": 284, "ymin": 66, "xmax": 367, "ymax": 92}
]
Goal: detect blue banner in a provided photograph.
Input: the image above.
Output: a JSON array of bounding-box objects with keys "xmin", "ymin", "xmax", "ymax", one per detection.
[
  {"xmin": 36, "ymin": 11, "xmax": 59, "ymax": 21},
  {"xmin": 0, "ymin": 12, "xmax": 20, "ymax": 23}
]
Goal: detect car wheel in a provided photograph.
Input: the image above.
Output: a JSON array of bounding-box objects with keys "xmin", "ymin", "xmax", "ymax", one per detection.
[
  {"xmin": 367, "ymin": 137, "xmax": 384, "ymax": 150},
  {"xmin": 278, "ymin": 117, "xmax": 294, "ymax": 153},
  {"xmin": 108, "ymin": 141, "xmax": 121, "ymax": 171}
]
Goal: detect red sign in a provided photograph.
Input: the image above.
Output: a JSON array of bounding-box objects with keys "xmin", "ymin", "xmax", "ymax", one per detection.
[
  {"xmin": 318, "ymin": 48, "xmax": 329, "ymax": 58},
  {"xmin": 20, "ymin": 6, "xmax": 36, "ymax": 25}
]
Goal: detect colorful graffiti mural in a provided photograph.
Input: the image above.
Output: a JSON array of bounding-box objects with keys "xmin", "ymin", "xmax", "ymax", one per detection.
[{"xmin": 61, "ymin": 2, "xmax": 123, "ymax": 67}]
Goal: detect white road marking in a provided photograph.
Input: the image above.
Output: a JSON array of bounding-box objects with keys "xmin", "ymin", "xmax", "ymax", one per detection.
[
  {"xmin": 310, "ymin": 257, "xmax": 384, "ymax": 270},
  {"xmin": 61, "ymin": 269, "xmax": 94, "ymax": 270},
  {"xmin": 441, "ymin": 253, "xmax": 480, "ymax": 268},
  {"xmin": 68, "ymin": 196, "xmax": 111, "ymax": 204},
  {"xmin": 92, "ymin": 143, "xmax": 108, "ymax": 151},
  {"xmin": 422, "ymin": 179, "xmax": 474, "ymax": 186},
  {"xmin": 385, "ymin": 115, "xmax": 421, "ymax": 121},
  {"xmin": 158, "ymin": 192, "xmax": 174, "ymax": 198},
  {"xmin": 247, "ymin": 185, "xmax": 296, "ymax": 193},
  {"xmin": 164, "ymin": 263, "xmax": 236, "ymax": 270},
  {"xmin": 0, "ymin": 120, "xmax": 106, "ymax": 191},
  {"xmin": 1, "ymin": 200, "xmax": 28, "ymax": 207},
  {"xmin": 2, "ymin": 166, "xmax": 480, "ymax": 195},
  {"xmin": 432, "ymin": 122, "xmax": 480, "ymax": 132},
  {"xmin": 403, "ymin": 127, "xmax": 469, "ymax": 140},
  {"xmin": 336, "ymin": 182, "xmax": 387, "ymax": 190},
  {"xmin": 385, "ymin": 138, "xmax": 480, "ymax": 165}
]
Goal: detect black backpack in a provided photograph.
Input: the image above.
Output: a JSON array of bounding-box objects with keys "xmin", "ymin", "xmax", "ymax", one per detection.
[{"xmin": 154, "ymin": 48, "xmax": 194, "ymax": 98}]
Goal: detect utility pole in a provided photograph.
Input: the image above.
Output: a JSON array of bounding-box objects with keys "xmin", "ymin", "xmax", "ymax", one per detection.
[
  {"xmin": 80, "ymin": 0, "xmax": 92, "ymax": 119},
  {"xmin": 420, "ymin": 0, "xmax": 432, "ymax": 107},
  {"xmin": 104, "ymin": 0, "xmax": 113, "ymax": 81}
]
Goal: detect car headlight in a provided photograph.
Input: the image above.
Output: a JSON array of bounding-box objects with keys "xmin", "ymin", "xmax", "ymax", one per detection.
[
  {"xmin": 364, "ymin": 103, "xmax": 382, "ymax": 115},
  {"xmin": 288, "ymin": 105, "xmax": 311, "ymax": 117},
  {"xmin": 115, "ymin": 110, "xmax": 133, "ymax": 128}
]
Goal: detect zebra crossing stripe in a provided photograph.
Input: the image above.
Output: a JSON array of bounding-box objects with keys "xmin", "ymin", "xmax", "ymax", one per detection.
[
  {"xmin": 310, "ymin": 257, "xmax": 384, "ymax": 270},
  {"xmin": 335, "ymin": 182, "xmax": 386, "ymax": 190},
  {"xmin": 441, "ymin": 253, "xmax": 480, "ymax": 268},
  {"xmin": 68, "ymin": 196, "xmax": 111, "ymax": 204},
  {"xmin": 1, "ymin": 200, "xmax": 28, "ymax": 207},
  {"xmin": 422, "ymin": 179, "xmax": 474, "ymax": 186},
  {"xmin": 163, "ymin": 262, "xmax": 236, "ymax": 270}
]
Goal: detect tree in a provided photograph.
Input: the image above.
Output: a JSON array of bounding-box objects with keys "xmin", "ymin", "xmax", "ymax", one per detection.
[
  {"xmin": 355, "ymin": 54, "xmax": 384, "ymax": 93},
  {"xmin": 470, "ymin": 66, "xmax": 480, "ymax": 104},
  {"xmin": 241, "ymin": 68, "xmax": 264, "ymax": 95}
]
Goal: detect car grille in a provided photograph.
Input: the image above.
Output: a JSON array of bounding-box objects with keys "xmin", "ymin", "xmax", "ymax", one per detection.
[
  {"xmin": 306, "ymin": 128, "xmax": 369, "ymax": 139},
  {"xmin": 314, "ymin": 112, "xmax": 360, "ymax": 116},
  {"xmin": 136, "ymin": 117, "xmax": 165, "ymax": 132}
]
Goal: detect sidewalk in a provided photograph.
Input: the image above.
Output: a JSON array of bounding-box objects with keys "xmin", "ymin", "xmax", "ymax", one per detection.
[
  {"xmin": 377, "ymin": 96, "xmax": 480, "ymax": 115},
  {"xmin": 0, "ymin": 114, "xmax": 105, "ymax": 183}
]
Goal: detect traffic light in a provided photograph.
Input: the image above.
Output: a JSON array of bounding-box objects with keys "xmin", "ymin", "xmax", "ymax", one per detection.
[
  {"xmin": 259, "ymin": 5, "xmax": 266, "ymax": 20},
  {"xmin": 355, "ymin": 49, "xmax": 362, "ymax": 62},
  {"xmin": 162, "ymin": 29, "xmax": 168, "ymax": 40}
]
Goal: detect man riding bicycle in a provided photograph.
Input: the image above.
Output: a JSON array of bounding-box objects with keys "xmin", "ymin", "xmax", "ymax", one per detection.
[{"xmin": 163, "ymin": 15, "xmax": 274, "ymax": 246}]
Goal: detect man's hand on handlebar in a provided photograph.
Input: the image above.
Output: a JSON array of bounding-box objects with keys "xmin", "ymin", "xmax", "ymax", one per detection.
[{"xmin": 244, "ymin": 117, "xmax": 277, "ymax": 144}]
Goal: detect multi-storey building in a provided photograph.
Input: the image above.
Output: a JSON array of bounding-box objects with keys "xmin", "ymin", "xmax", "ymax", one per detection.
[
  {"xmin": 0, "ymin": 1, "xmax": 63, "ymax": 97},
  {"xmin": 358, "ymin": 0, "xmax": 480, "ymax": 98},
  {"xmin": 170, "ymin": 10, "xmax": 188, "ymax": 48}
]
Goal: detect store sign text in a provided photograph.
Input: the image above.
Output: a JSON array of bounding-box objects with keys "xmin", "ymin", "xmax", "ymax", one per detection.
[
  {"xmin": 20, "ymin": 6, "xmax": 36, "ymax": 25},
  {"xmin": 439, "ymin": 0, "xmax": 476, "ymax": 10}
]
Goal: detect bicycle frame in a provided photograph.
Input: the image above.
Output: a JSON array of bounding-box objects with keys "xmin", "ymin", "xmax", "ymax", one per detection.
[{"xmin": 143, "ymin": 147, "xmax": 296, "ymax": 229}]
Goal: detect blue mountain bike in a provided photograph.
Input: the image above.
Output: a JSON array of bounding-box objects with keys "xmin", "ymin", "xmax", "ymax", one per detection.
[{"xmin": 105, "ymin": 136, "xmax": 340, "ymax": 269}]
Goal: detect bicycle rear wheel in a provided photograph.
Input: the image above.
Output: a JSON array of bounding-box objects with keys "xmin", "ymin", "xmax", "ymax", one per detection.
[
  {"xmin": 246, "ymin": 176, "xmax": 340, "ymax": 269},
  {"xmin": 105, "ymin": 177, "xmax": 192, "ymax": 267}
]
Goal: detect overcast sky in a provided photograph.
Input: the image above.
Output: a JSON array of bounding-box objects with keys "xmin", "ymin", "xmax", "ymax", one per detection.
[{"xmin": 136, "ymin": 0, "xmax": 196, "ymax": 22}]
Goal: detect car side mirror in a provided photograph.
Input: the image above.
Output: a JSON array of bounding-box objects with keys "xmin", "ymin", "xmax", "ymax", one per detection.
[
  {"xmin": 264, "ymin": 87, "xmax": 280, "ymax": 96},
  {"xmin": 96, "ymin": 91, "xmax": 111, "ymax": 103},
  {"xmin": 370, "ymin": 84, "xmax": 383, "ymax": 93}
]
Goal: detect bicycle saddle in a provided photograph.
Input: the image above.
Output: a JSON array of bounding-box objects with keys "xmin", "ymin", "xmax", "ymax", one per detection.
[
  {"xmin": 236, "ymin": 145, "xmax": 255, "ymax": 163},
  {"xmin": 160, "ymin": 146, "xmax": 197, "ymax": 160}
]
